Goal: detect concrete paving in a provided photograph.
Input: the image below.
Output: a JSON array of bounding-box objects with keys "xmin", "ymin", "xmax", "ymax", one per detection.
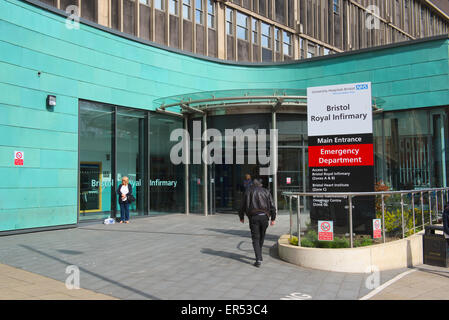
[
  {"xmin": 0, "ymin": 263, "xmax": 116, "ymax": 300},
  {"xmin": 0, "ymin": 212, "xmax": 410, "ymax": 300},
  {"xmin": 369, "ymin": 265, "xmax": 449, "ymax": 300}
]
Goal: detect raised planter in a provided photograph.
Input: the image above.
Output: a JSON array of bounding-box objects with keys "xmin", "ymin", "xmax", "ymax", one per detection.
[{"xmin": 278, "ymin": 232, "xmax": 424, "ymax": 273}]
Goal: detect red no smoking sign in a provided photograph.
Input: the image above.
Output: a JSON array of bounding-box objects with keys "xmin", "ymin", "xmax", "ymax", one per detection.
[
  {"xmin": 373, "ymin": 219, "xmax": 382, "ymax": 239},
  {"xmin": 14, "ymin": 151, "xmax": 24, "ymax": 166},
  {"xmin": 318, "ymin": 220, "xmax": 334, "ymax": 241}
]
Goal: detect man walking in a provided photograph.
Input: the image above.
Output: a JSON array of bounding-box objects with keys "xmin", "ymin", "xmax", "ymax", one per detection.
[{"xmin": 239, "ymin": 178, "xmax": 276, "ymax": 267}]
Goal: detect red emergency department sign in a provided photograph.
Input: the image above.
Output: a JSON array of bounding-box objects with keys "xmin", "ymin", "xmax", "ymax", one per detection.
[
  {"xmin": 14, "ymin": 151, "xmax": 24, "ymax": 166},
  {"xmin": 318, "ymin": 220, "xmax": 334, "ymax": 241},
  {"xmin": 373, "ymin": 219, "xmax": 382, "ymax": 239}
]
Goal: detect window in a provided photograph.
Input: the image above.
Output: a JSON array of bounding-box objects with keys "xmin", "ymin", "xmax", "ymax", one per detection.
[
  {"xmin": 139, "ymin": 0, "xmax": 149, "ymax": 4},
  {"xmin": 282, "ymin": 31, "xmax": 291, "ymax": 56},
  {"xmin": 226, "ymin": 8, "xmax": 234, "ymax": 35},
  {"xmin": 307, "ymin": 43, "xmax": 316, "ymax": 58},
  {"xmin": 155, "ymin": 0, "xmax": 164, "ymax": 10},
  {"xmin": 324, "ymin": 47, "xmax": 330, "ymax": 55},
  {"xmin": 183, "ymin": 0, "xmax": 192, "ymax": 20},
  {"xmin": 252, "ymin": 19, "xmax": 259, "ymax": 44},
  {"xmin": 333, "ymin": 0, "xmax": 339, "ymax": 14},
  {"xmin": 237, "ymin": 12, "xmax": 249, "ymax": 40},
  {"xmin": 195, "ymin": 0, "xmax": 203, "ymax": 24},
  {"xmin": 170, "ymin": 0, "xmax": 178, "ymax": 15},
  {"xmin": 274, "ymin": 28, "xmax": 281, "ymax": 52},
  {"xmin": 207, "ymin": 0, "xmax": 215, "ymax": 28},
  {"xmin": 261, "ymin": 22, "xmax": 271, "ymax": 48}
]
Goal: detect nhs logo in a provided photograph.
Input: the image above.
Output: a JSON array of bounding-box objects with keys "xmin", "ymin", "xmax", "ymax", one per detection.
[{"xmin": 356, "ymin": 84, "xmax": 369, "ymax": 90}]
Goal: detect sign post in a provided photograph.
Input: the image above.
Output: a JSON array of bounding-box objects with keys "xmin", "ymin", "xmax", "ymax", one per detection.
[{"xmin": 307, "ymin": 82, "xmax": 375, "ymax": 234}]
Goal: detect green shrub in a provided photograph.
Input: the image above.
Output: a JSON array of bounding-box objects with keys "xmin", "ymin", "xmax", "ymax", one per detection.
[{"xmin": 289, "ymin": 230, "xmax": 375, "ymax": 248}]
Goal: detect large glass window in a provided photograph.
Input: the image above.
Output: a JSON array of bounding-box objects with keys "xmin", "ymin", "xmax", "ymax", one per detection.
[
  {"xmin": 116, "ymin": 109, "xmax": 147, "ymax": 218},
  {"xmin": 207, "ymin": 0, "xmax": 215, "ymax": 28},
  {"xmin": 378, "ymin": 109, "xmax": 449, "ymax": 190},
  {"xmin": 226, "ymin": 8, "xmax": 234, "ymax": 35},
  {"xmin": 79, "ymin": 101, "xmax": 186, "ymax": 220},
  {"xmin": 155, "ymin": 0, "xmax": 165, "ymax": 10},
  {"xmin": 183, "ymin": 0, "xmax": 192, "ymax": 20},
  {"xmin": 261, "ymin": 22, "xmax": 271, "ymax": 48},
  {"xmin": 252, "ymin": 19, "xmax": 259, "ymax": 44},
  {"xmin": 282, "ymin": 31, "xmax": 292, "ymax": 57},
  {"xmin": 79, "ymin": 101, "xmax": 114, "ymax": 221},
  {"xmin": 149, "ymin": 113, "xmax": 185, "ymax": 214},
  {"xmin": 274, "ymin": 27, "xmax": 281, "ymax": 53},
  {"xmin": 195, "ymin": 0, "xmax": 203, "ymax": 24},
  {"xmin": 170, "ymin": 0, "xmax": 179, "ymax": 15},
  {"xmin": 237, "ymin": 12, "xmax": 249, "ymax": 40}
]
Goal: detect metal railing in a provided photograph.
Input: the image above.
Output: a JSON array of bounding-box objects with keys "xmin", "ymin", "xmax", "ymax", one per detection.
[{"xmin": 282, "ymin": 187, "xmax": 449, "ymax": 248}]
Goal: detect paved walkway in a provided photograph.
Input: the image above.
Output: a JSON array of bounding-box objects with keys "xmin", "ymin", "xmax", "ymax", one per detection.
[
  {"xmin": 0, "ymin": 263, "xmax": 115, "ymax": 300},
  {"xmin": 0, "ymin": 213, "xmax": 415, "ymax": 300},
  {"xmin": 368, "ymin": 265, "xmax": 449, "ymax": 300}
]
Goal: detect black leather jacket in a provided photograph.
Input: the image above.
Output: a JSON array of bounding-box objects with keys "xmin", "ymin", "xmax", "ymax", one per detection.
[{"xmin": 239, "ymin": 186, "xmax": 276, "ymax": 221}]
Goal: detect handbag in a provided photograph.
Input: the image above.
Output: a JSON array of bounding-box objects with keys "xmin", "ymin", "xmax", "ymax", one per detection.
[{"xmin": 127, "ymin": 193, "xmax": 135, "ymax": 203}]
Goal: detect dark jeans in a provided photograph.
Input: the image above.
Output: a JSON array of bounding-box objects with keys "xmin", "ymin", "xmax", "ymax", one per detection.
[
  {"xmin": 119, "ymin": 201, "xmax": 130, "ymax": 222},
  {"xmin": 249, "ymin": 214, "xmax": 269, "ymax": 262}
]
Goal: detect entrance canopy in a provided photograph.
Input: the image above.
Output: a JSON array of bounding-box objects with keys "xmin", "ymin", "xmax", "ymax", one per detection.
[{"xmin": 153, "ymin": 88, "xmax": 384, "ymax": 116}]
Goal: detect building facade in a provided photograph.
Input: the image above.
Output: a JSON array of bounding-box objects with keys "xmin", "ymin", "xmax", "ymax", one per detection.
[
  {"xmin": 0, "ymin": 0, "xmax": 448, "ymax": 234},
  {"xmin": 36, "ymin": 0, "xmax": 449, "ymax": 62}
]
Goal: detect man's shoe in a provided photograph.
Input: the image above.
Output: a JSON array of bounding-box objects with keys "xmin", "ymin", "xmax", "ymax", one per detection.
[{"xmin": 254, "ymin": 261, "xmax": 261, "ymax": 268}]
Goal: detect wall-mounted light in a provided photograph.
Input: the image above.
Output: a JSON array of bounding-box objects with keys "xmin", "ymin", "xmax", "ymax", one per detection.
[{"xmin": 46, "ymin": 95, "xmax": 56, "ymax": 110}]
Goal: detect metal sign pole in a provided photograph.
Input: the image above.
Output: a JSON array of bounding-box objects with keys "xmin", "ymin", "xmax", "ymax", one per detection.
[
  {"xmin": 401, "ymin": 193, "xmax": 405, "ymax": 239},
  {"xmin": 289, "ymin": 196, "xmax": 292, "ymax": 241},
  {"xmin": 297, "ymin": 195, "xmax": 301, "ymax": 247},
  {"xmin": 412, "ymin": 192, "xmax": 415, "ymax": 234},
  {"xmin": 349, "ymin": 195, "xmax": 354, "ymax": 248},
  {"xmin": 382, "ymin": 194, "xmax": 386, "ymax": 243}
]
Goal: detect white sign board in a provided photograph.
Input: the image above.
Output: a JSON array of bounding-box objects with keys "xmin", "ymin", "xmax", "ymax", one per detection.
[{"xmin": 307, "ymin": 82, "xmax": 373, "ymax": 137}]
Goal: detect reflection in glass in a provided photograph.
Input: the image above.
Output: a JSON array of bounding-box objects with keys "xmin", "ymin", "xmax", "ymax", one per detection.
[
  {"xmin": 116, "ymin": 109, "xmax": 147, "ymax": 217},
  {"xmin": 150, "ymin": 113, "xmax": 185, "ymax": 214},
  {"xmin": 79, "ymin": 101, "xmax": 114, "ymax": 220}
]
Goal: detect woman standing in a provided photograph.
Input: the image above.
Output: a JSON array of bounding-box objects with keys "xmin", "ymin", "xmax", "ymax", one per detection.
[{"xmin": 117, "ymin": 176, "xmax": 132, "ymax": 224}]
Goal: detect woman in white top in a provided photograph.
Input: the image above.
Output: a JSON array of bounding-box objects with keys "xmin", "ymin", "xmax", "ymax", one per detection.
[{"xmin": 117, "ymin": 176, "xmax": 133, "ymax": 224}]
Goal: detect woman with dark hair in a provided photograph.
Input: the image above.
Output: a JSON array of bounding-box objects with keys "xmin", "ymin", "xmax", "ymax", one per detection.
[{"xmin": 117, "ymin": 176, "xmax": 133, "ymax": 224}]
